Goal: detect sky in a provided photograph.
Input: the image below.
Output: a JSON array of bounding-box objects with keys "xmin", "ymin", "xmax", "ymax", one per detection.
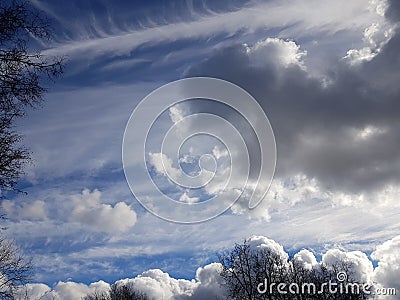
[{"xmin": 2, "ymin": 0, "xmax": 400, "ymax": 298}]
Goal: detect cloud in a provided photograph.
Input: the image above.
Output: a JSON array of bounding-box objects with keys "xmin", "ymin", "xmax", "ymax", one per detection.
[
  {"xmin": 248, "ymin": 235, "xmax": 289, "ymax": 262},
  {"xmin": 371, "ymin": 235, "xmax": 400, "ymax": 298},
  {"xmin": 322, "ymin": 249, "xmax": 374, "ymax": 283},
  {"xmin": 169, "ymin": 104, "xmax": 187, "ymax": 125},
  {"xmin": 3, "ymin": 189, "xmax": 137, "ymax": 233},
  {"xmin": 116, "ymin": 269, "xmax": 195, "ymax": 299},
  {"xmin": 14, "ymin": 283, "xmax": 51, "ymax": 299},
  {"xmin": 148, "ymin": 152, "xmax": 181, "ymax": 179},
  {"xmin": 344, "ymin": 21, "xmax": 394, "ymax": 65},
  {"xmin": 23, "ymin": 280, "xmax": 110, "ymax": 300},
  {"xmin": 68, "ymin": 189, "xmax": 137, "ymax": 233},
  {"xmin": 184, "ymin": 2, "xmax": 400, "ymax": 211},
  {"xmin": 18, "ymin": 236, "xmax": 400, "ymax": 299},
  {"xmin": 50, "ymin": 281, "xmax": 110, "ymax": 300},
  {"xmin": 17, "ymin": 84, "xmax": 149, "ymax": 182},
  {"xmin": 1, "ymin": 200, "xmax": 47, "ymax": 221},
  {"xmin": 293, "ymin": 249, "xmax": 318, "ymax": 271},
  {"xmin": 17, "ymin": 264, "xmax": 224, "ymax": 300},
  {"xmin": 184, "ymin": 263, "xmax": 226, "ymax": 300},
  {"xmin": 179, "ymin": 191, "xmax": 199, "ymax": 204},
  {"xmin": 41, "ymin": 0, "xmax": 385, "ymax": 61},
  {"xmin": 246, "ymin": 37, "xmax": 307, "ymax": 69}
]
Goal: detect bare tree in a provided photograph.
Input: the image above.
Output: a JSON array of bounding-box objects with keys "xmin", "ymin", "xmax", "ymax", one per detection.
[
  {"xmin": 218, "ymin": 239, "xmax": 370, "ymax": 300},
  {"xmin": 83, "ymin": 290, "xmax": 111, "ymax": 300},
  {"xmin": 0, "ymin": 237, "xmax": 31, "ymax": 299},
  {"xmin": 0, "ymin": 1, "xmax": 63, "ymax": 299},
  {"xmin": 83, "ymin": 283, "xmax": 149, "ymax": 300},
  {"xmin": 0, "ymin": 0, "xmax": 63, "ymax": 195},
  {"xmin": 218, "ymin": 240, "xmax": 289, "ymax": 300}
]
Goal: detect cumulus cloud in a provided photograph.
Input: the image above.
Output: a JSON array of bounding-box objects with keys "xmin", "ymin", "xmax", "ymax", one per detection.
[
  {"xmin": 184, "ymin": 263, "xmax": 226, "ymax": 300},
  {"xmin": 246, "ymin": 37, "xmax": 307, "ymax": 69},
  {"xmin": 293, "ymin": 249, "xmax": 318, "ymax": 271},
  {"xmin": 18, "ymin": 236, "xmax": 399, "ymax": 300},
  {"xmin": 13, "ymin": 264, "xmax": 224, "ymax": 299},
  {"xmin": 322, "ymin": 249, "xmax": 374, "ymax": 283},
  {"xmin": 248, "ymin": 235, "xmax": 289, "ymax": 262},
  {"xmin": 17, "ymin": 280, "xmax": 111, "ymax": 300},
  {"xmin": 344, "ymin": 21, "xmax": 394, "ymax": 65},
  {"xmin": 68, "ymin": 189, "xmax": 137, "ymax": 233},
  {"xmin": 371, "ymin": 235, "xmax": 400, "ymax": 298},
  {"xmin": 116, "ymin": 269, "xmax": 195, "ymax": 299},
  {"xmin": 3, "ymin": 189, "xmax": 137, "ymax": 233}
]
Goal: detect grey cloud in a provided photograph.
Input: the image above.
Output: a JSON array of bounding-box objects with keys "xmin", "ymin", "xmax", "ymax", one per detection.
[{"xmin": 185, "ymin": 13, "xmax": 400, "ymax": 197}]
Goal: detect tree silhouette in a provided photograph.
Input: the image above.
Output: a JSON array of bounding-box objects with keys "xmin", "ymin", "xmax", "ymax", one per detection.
[
  {"xmin": 0, "ymin": 0, "xmax": 63, "ymax": 194},
  {"xmin": 84, "ymin": 283, "xmax": 149, "ymax": 300},
  {"xmin": 0, "ymin": 236, "xmax": 32, "ymax": 299},
  {"xmin": 218, "ymin": 239, "xmax": 370, "ymax": 300},
  {"xmin": 0, "ymin": 1, "xmax": 63, "ymax": 299}
]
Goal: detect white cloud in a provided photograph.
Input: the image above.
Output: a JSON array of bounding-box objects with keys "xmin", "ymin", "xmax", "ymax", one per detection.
[
  {"xmin": 230, "ymin": 174, "xmax": 321, "ymax": 221},
  {"xmin": 345, "ymin": 1, "xmax": 394, "ymax": 65},
  {"xmin": 345, "ymin": 47, "xmax": 378, "ymax": 64},
  {"xmin": 179, "ymin": 191, "xmax": 199, "ymax": 204},
  {"xmin": 52, "ymin": 281, "xmax": 109, "ymax": 300},
  {"xmin": 293, "ymin": 249, "xmax": 318, "ymax": 271},
  {"xmin": 15, "ymin": 281, "xmax": 110, "ymax": 300},
  {"xmin": 1, "ymin": 200, "xmax": 47, "ymax": 221},
  {"xmin": 371, "ymin": 235, "xmax": 400, "ymax": 299},
  {"xmin": 246, "ymin": 38, "xmax": 307, "ymax": 69},
  {"xmin": 148, "ymin": 152, "xmax": 181, "ymax": 178},
  {"xmin": 322, "ymin": 249, "xmax": 374, "ymax": 283},
  {"xmin": 14, "ymin": 283, "xmax": 51, "ymax": 300},
  {"xmin": 369, "ymin": 0, "xmax": 389, "ymax": 17},
  {"xmin": 19, "ymin": 200, "xmax": 48, "ymax": 221},
  {"xmin": 248, "ymin": 235, "xmax": 289, "ymax": 263},
  {"xmin": 169, "ymin": 104, "xmax": 187, "ymax": 125},
  {"xmin": 116, "ymin": 269, "xmax": 195, "ymax": 299},
  {"xmin": 19, "ymin": 264, "xmax": 224, "ymax": 300},
  {"xmin": 3, "ymin": 188, "xmax": 137, "ymax": 234},
  {"xmin": 185, "ymin": 263, "xmax": 226, "ymax": 300},
  {"xmin": 43, "ymin": 0, "xmax": 385, "ymax": 61},
  {"xmin": 69, "ymin": 189, "xmax": 137, "ymax": 233}
]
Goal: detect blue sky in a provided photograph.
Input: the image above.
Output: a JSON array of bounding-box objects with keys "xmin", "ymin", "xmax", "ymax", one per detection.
[{"xmin": 3, "ymin": 0, "xmax": 400, "ymax": 298}]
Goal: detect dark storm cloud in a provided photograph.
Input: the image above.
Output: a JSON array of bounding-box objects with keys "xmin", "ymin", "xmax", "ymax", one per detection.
[{"xmin": 185, "ymin": 8, "xmax": 400, "ymax": 196}]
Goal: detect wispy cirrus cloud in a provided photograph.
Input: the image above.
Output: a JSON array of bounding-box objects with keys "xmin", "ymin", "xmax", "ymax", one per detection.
[{"xmin": 42, "ymin": 0, "xmax": 388, "ymax": 60}]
